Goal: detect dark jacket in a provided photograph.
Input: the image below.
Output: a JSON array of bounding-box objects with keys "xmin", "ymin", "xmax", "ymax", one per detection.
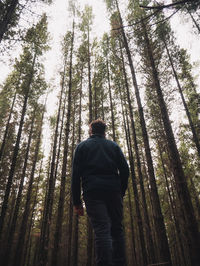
[{"xmin": 71, "ymin": 134, "xmax": 129, "ymax": 206}]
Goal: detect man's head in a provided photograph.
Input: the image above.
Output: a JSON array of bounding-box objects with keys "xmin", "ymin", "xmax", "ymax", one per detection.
[{"xmin": 89, "ymin": 119, "xmax": 106, "ymax": 136}]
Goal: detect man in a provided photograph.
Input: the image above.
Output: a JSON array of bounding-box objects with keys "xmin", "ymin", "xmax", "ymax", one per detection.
[{"xmin": 71, "ymin": 119, "xmax": 129, "ymax": 266}]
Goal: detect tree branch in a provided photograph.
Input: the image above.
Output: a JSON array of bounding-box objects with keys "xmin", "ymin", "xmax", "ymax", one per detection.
[
  {"xmin": 139, "ymin": 0, "xmax": 197, "ymax": 10},
  {"xmin": 112, "ymin": 9, "xmax": 160, "ymax": 31}
]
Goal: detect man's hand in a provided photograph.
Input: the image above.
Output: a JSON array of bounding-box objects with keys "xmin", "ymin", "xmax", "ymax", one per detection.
[{"xmin": 74, "ymin": 204, "xmax": 84, "ymax": 216}]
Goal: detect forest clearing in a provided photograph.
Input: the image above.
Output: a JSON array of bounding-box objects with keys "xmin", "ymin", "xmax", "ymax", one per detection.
[{"xmin": 0, "ymin": 0, "xmax": 200, "ymax": 265}]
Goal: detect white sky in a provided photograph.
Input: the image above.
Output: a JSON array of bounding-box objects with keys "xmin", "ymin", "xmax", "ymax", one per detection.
[{"xmin": 0, "ymin": 0, "xmax": 199, "ymax": 147}]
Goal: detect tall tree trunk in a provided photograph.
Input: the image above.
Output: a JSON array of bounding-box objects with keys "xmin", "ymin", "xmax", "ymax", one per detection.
[
  {"xmin": 66, "ymin": 103, "xmax": 76, "ymax": 266},
  {"xmin": 154, "ymin": 122, "xmax": 188, "ymax": 266},
  {"xmin": 51, "ymin": 20, "xmax": 74, "ymax": 266},
  {"xmin": 23, "ymin": 162, "xmax": 41, "ymax": 266},
  {"xmin": 13, "ymin": 107, "xmax": 44, "ymax": 266},
  {"xmin": 0, "ymin": 52, "xmax": 36, "ymax": 240},
  {"xmin": 106, "ymin": 37, "xmax": 116, "ymax": 141},
  {"xmin": 163, "ymin": 38, "xmax": 200, "ymax": 157},
  {"xmin": 142, "ymin": 19, "xmax": 200, "ymax": 265},
  {"xmin": 2, "ymin": 110, "xmax": 35, "ymax": 266},
  {"xmin": 0, "ymin": 90, "xmax": 17, "ymax": 163},
  {"xmin": 88, "ymin": 25, "xmax": 92, "ymax": 123},
  {"xmin": 119, "ymin": 39, "xmax": 156, "ymax": 265},
  {"xmin": 71, "ymin": 65, "xmax": 83, "ymax": 266},
  {"xmin": 86, "ymin": 20, "xmax": 94, "ymax": 266},
  {"xmin": 37, "ymin": 58, "xmax": 67, "ymax": 266},
  {"xmin": 124, "ymin": 107, "xmax": 147, "ymax": 266},
  {"xmin": 101, "ymin": 89, "xmax": 105, "ymax": 121},
  {"xmin": 0, "ymin": 0, "xmax": 19, "ymax": 42},
  {"xmin": 119, "ymin": 81, "xmax": 147, "ymax": 265},
  {"xmin": 114, "ymin": 1, "xmax": 172, "ymax": 264},
  {"xmin": 120, "ymin": 89, "xmax": 138, "ymax": 266}
]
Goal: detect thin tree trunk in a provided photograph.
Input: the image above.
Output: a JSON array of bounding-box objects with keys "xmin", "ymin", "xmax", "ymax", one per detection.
[
  {"xmin": 101, "ymin": 89, "xmax": 105, "ymax": 121},
  {"xmin": 0, "ymin": 90, "xmax": 17, "ymax": 163},
  {"xmin": 66, "ymin": 103, "xmax": 76, "ymax": 266},
  {"xmin": 23, "ymin": 163, "xmax": 41, "ymax": 266},
  {"xmin": 119, "ymin": 81, "xmax": 147, "ymax": 265},
  {"xmin": 125, "ymin": 107, "xmax": 147, "ymax": 266},
  {"xmin": 106, "ymin": 37, "xmax": 116, "ymax": 141},
  {"xmin": 71, "ymin": 65, "xmax": 83, "ymax": 266},
  {"xmin": 127, "ymin": 186, "xmax": 138, "ymax": 266},
  {"xmin": 155, "ymin": 124, "xmax": 187, "ymax": 266},
  {"xmin": 120, "ymin": 90, "xmax": 138, "ymax": 266},
  {"xmin": 13, "ymin": 107, "xmax": 45, "ymax": 266},
  {"xmin": 0, "ymin": 52, "xmax": 36, "ymax": 240},
  {"xmin": 88, "ymin": 25, "xmax": 92, "ymax": 123},
  {"xmin": 163, "ymin": 38, "xmax": 200, "ymax": 157},
  {"xmin": 2, "ymin": 110, "xmax": 36, "ymax": 266},
  {"xmin": 51, "ymin": 20, "xmax": 74, "ymax": 266},
  {"xmin": 37, "ymin": 58, "xmax": 67, "ymax": 266}
]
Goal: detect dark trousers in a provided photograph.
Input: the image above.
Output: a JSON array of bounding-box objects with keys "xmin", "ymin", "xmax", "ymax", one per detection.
[{"xmin": 84, "ymin": 190, "xmax": 126, "ymax": 266}]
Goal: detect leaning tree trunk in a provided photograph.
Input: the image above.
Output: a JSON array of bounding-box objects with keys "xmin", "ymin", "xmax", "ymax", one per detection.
[
  {"xmin": 37, "ymin": 57, "xmax": 67, "ymax": 266},
  {"xmin": 115, "ymin": 1, "xmax": 172, "ymax": 264},
  {"xmin": 51, "ymin": 20, "xmax": 74, "ymax": 266},
  {"xmin": 23, "ymin": 163, "xmax": 41, "ymax": 266},
  {"xmin": 2, "ymin": 110, "xmax": 35, "ymax": 266},
  {"xmin": 154, "ymin": 121, "xmax": 187, "ymax": 266},
  {"xmin": 163, "ymin": 38, "xmax": 200, "ymax": 157},
  {"xmin": 0, "ymin": 52, "xmax": 36, "ymax": 240},
  {"xmin": 142, "ymin": 19, "xmax": 200, "ymax": 265},
  {"xmin": 124, "ymin": 107, "xmax": 147, "ymax": 266},
  {"xmin": 119, "ymin": 39, "xmax": 156, "ymax": 265},
  {"xmin": 0, "ymin": 90, "xmax": 17, "ymax": 163},
  {"xmin": 120, "ymin": 90, "xmax": 139, "ymax": 266},
  {"xmin": 119, "ymin": 82, "xmax": 147, "ymax": 265},
  {"xmin": 13, "ymin": 107, "xmax": 44, "ymax": 266}
]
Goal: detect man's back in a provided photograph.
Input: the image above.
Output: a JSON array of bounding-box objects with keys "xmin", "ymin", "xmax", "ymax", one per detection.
[{"xmin": 72, "ymin": 134, "xmax": 129, "ymax": 205}]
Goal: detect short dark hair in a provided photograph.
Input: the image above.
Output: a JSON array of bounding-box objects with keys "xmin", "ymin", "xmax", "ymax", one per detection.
[{"xmin": 89, "ymin": 119, "xmax": 106, "ymax": 135}]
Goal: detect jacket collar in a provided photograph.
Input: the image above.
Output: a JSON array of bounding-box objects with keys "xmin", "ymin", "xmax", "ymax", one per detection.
[{"xmin": 90, "ymin": 134, "xmax": 105, "ymax": 138}]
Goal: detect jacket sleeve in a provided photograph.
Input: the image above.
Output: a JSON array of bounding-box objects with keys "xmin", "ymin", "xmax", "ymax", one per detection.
[
  {"xmin": 71, "ymin": 144, "xmax": 82, "ymax": 206},
  {"xmin": 116, "ymin": 145, "xmax": 129, "ymax": 197}
]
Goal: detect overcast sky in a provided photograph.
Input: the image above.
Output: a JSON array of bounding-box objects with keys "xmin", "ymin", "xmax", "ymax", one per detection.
[
  {"xmin": 0, "ymin": 0, "xmax": 199, "ymax": 153},
  {"xmin": 0, "ymin": 0, "xmax": 199, "ymax": 83}
]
